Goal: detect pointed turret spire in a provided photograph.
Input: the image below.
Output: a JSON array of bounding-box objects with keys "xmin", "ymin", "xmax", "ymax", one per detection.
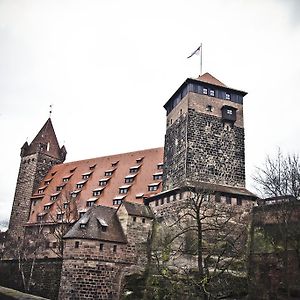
[{"xmin": 21, "ymin": 118, "xmax": 66, "ymax": 161}]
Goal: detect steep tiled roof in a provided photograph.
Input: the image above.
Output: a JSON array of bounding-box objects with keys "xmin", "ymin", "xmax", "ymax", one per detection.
[
  {"xmin": 28, "ymin": 147, "xmax": 164, "ymax": 224},
  {"xmin": 64, "ymin": 205, "xmax": 127, "ymax": 243},
  {"xmin": 195, "ymin": 72, "xmax": 227, "ymax": 87},
  {"xmin": 121, "ymin": 201, "xmax": 154, "ymax": 218},
  {"xmin": 24, "ymin": 118, "xmax": 64, "ymax": 158}
]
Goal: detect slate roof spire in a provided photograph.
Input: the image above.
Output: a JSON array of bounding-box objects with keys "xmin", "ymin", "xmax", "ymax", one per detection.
[{"xmin": 21, "ymin": 118, "xmax": 67, "ymax": 161}]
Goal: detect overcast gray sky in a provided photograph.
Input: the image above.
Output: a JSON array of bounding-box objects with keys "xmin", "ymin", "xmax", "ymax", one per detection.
[{"xmin": 0, "ymin": 0, "xmax": 299, "ymax": 224}]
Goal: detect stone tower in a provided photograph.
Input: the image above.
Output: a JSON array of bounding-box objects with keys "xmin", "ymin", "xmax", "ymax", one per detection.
[
  {"xmin": 8, "ymin": 118, "xmax": 66, "ymax": 241},
  {"xmin": 162, "ymin": 73, "xmax": 247, "ymax": 191}
]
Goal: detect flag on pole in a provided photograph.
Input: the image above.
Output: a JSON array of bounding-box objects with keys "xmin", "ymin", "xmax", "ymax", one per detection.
[{"xmin": 187, "ymin": 45, "xmax": 201, "ymax": 59}]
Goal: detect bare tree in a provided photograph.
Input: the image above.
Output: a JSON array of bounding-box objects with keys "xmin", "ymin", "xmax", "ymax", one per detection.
[
  {"xmin": 148, "ymin": 188, "xmax": 249, "ymax": 300},
  {"xmin": 5, "ymin": 224, "xmax": 45, "ymax": 293},
  {"xmin": 44, "ymin": 189, "xmax": 79, "ymax": 257},
  {"xmin": 253, "ymin": 150, "xmax": 300, "ymax": 199},
  {"xmin": 250, "ymin": 151, "xmax": 300, "ymax": 298}
]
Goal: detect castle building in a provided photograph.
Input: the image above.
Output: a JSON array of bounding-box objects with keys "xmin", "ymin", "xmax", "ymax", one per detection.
[{"xmin": 4, "ymin": 72, "xmax": 257, "ymax": 299}]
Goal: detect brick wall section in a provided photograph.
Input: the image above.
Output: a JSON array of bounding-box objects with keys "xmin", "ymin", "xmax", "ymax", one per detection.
[
  {"xmin": 8, "ymin": 153, "xmax": 63, "ymax": 242},
  {"xmin": 0, "ymin": 258, "xmax": 62, "ymax": 300}
]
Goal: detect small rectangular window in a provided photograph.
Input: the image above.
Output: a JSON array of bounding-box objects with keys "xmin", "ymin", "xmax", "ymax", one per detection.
[
  {"xmin": 209, "ymin": 90, "xmax": 215, "ymax": 97},
  {"xmin": 148, "ymin": 185, "xmax": 158, "ymax": 191},
  {"xmin": 225, "ymin": 93, "xmax": 231, "ymax": 100},
  {"xmin": 133, "ymin": 216, "xmax": 137, "ymax": 222},
  {"xmin": 125, "ymin": 177, "xmax": 134, "ymax": 183},
  {"xmin": 155, "ymin": 200, "xmax": 159, "ymax": 206},
  {"xmin": 100, "ymin": 243, "xmax": 104, "ymax": 251},
  {"xmin": 113, "ymin": 245, "xmax": 117, "ymax": 253},
  {"xmin": 80, "ymin": 223, "xmax": 86, "ymax": 229},
  {"xmin": 113, "ymin": 199, "xmax": 122, "ymax": 206},
  {"xmin": 203, "ymin": 88, "xmax": 208, "ymax": 95},
  {"xmin": 142, "ymin": 218, "xmax": 145, "ymax": 224},
  {"xmin": 153, "ymin": 173, "xmax": 163, "ymax": 180},
  {"xmin": 226, "ymin": 196, "xmax": 231, "ymax": 204},
  {"xmin": 52, "ymin": 242, "xmax": 57, "ymax": 248},
  {"xmin": 237, "ymin": 198, "xmax": 242, "ymax": 206},
  {"xmin": 75, "ymin": 241, "xmax": 79, "ymax": 248}
]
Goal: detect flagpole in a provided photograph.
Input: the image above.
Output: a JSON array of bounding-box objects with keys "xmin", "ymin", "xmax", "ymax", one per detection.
[{"xmin": 200, "ymin": 43, "xmax": 202, "ymax": 76}]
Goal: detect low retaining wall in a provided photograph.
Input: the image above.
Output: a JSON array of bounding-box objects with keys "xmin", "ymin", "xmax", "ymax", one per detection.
[{"xmin": 0, "ymin": 258, "xmax": 62, "ymax": 300}]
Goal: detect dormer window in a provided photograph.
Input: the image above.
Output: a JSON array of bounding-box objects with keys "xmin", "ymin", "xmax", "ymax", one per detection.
[
  {"xmin": 124, "ymin": 174, "xmax": 137, "ymax": 183},
  {"xmin": 129, "ymin": 165, "xmax": 141, "ymax": 174},
  {"xmin": 63, "ymin": 174, "xmax": 72, "ymax": 182},
  {"xmin": 104, "ymin": 169, "xmax": 115, "ymax": 176},
  {"xmin": 148, "ymin": 182, "xmax": 161, "ymax": 191},
  {"xmin": 89, "ymin": 164, "xmax": 96, "ymax": 170},
  {"xmin": 153, "ymin": 172, "xmax": 163, "ymax": 180},
  {"xmin": 44, "ymin": 202, "xmax": 53, "ymax": 210},
  {"xmin": 93, "ymin": 187, "xmax": 104, "ymax": 196},
  {"xmin": 63, "ymin": 202, "xmax": 69, "ymax": 209},
  {"xmin": 136, "ymin": 193, "xmax": 144, "ymax": 199},
  {"xmin": 119, "ymin": 185, "xmax": 131, "ymax": 194},
  {"xmin": 82, "ymin": 172, "xmax": 92, "ymax": 180},
  {"xmin": 99, "ymin": 178, "xmax": 110, "ymax": 186},
  {"xmin": 45, "ymin": 179, "xmax": 52, "ymax": 185},
  {"xmin": 50, "ymin": 193, "xmax": 60, "ymax": 201},
  {"xmin": 225, "ymin": 93, "xmax": 231, "ymax": 100},
  {"xmin": 111, "ymin": 161, "xmax": 119, "ymax": 167},
  {"xmin": 70, "ymin": 167, "xmax": 76, "ymax": 173},
  {"xmin": 56, "ymin": 213, "xmax": 64, "ymax": 221},
  {"xmin": 86, "ymin": 198, "xmax": 97, "ymax": 207},
  {"xmin": 97, "ymin": 217, "xmax": 108, "ymax": 232},
  {"xmin": 157, "ymin": 163, "xmax": 164, "ymax": 170},
  {"xmin": 37, "ymin": 186, "xmax": 47, "ymax": 194},
  {"xmin": 71, "ymin": 190, "xmax": 81, "ymax": 198},
  {"xmin": 76, "ymin": 181, "xmax": 87, "ymax": 189},
  {"xmin": 203, "ymin": 88, "xmax": 208, "ymax": 95},
  {"xmin": 136, "ymin": 157, "xmax": 144, "ymax": 163},
  {"xmin": 56, "ymin": 185, "xmax": 65, "ymax": 192},
  {"xmin": 113, "ymin": 195, "xmax": 125, "ymax": 205},
  {"xmin": 37, "ymin": 212, "xmax": 47, "ymax": 222},
  {"xmin": 209, "ymin": 90, "xmax": 215, "ymax": 97}
]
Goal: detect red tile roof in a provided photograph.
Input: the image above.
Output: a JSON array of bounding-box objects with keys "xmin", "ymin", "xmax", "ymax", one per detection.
[
  {"xmin": 196, "ymin": 72, "xmax": 227, "ymax": 87},
  {"xmin": 28, "ymin": 147, "xmax": 164, "ymax": 224}
]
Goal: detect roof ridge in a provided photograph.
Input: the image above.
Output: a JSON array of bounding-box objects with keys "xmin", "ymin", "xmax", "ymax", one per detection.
[{"xmin": 61, "ymin": 146, "xmax": 164, "ymax": 165}]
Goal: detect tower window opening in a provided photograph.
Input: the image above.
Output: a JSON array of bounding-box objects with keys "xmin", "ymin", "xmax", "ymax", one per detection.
[{"xmin": 206, "ymin": 105, "xmax": 213, "ymax": 112}]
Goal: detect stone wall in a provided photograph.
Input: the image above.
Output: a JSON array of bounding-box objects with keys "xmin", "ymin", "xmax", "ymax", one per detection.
[
  {"xmin": 8, "ymin": 152, "xmax": 63, "ymax": 242},
  {"xmin": 0, "ymin": 258, "xmax": 62, "ymax": 300},
  {"xmin": 186, "ymin": 109, "xmax": 245, "ymax": 187},
  {"xmin": 59, "ymin": 239, "xmax": 138, "ymax": 299},
  {"xmin": 163, "ymin": 91, "xmax": 246, "ymax": 191}
]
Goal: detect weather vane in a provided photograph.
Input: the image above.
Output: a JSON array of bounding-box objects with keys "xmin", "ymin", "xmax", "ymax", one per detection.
[{"xmin": 49, "ymin": 104, "xmax": 53, "ymax": 118}]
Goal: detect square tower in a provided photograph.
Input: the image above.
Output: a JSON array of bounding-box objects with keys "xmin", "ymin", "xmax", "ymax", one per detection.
[{"xmin": 162, "ymin": 73, "xmax": 247, "ymax": 191}]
